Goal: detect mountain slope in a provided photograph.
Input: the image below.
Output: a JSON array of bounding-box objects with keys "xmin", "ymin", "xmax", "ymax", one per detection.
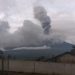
[{"xmin": 4, "ymin": 42, "xmax": 73, "ymax": 60}]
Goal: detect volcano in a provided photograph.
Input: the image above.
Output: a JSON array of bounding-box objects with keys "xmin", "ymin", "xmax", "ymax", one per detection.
[{"xmin": 3, "ymin": 42, "xmax": 74, "ymax": 60}]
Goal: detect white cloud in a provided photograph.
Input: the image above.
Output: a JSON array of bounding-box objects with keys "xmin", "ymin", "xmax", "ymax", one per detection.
[{"xmin": 0, "ymin": 0, "xmax": 75, "ymax": 44}]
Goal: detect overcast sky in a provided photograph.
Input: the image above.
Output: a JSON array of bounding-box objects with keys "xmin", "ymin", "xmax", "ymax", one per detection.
[{"xmin": 0, "ymin": 0, "xmax": 75, "ymax": 44}]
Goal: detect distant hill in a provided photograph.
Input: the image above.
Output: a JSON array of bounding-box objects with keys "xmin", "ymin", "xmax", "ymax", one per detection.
[{"xmin": 4, "ymin": 42, "xmax": 74, "ymax": 60}]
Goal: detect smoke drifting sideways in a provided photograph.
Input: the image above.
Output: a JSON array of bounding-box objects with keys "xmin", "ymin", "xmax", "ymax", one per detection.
[{"xmin": 34, "ymin": 6, "xmax": 51, "ymax": 35}]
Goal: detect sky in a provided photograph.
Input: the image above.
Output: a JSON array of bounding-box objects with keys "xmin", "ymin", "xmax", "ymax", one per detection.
[{"xmin": 0, "ymin": 0, "xmax": 75, "ymax": 44}]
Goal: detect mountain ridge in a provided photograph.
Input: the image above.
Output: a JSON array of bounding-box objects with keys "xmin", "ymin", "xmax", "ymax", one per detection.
[{"xmin": 3, "ymin": 42, "xmax": 74, "ymax": 60}]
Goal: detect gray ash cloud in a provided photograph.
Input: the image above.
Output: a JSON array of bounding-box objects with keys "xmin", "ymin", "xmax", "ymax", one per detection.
[
  {"xmin": 34, "ymin": 6, "xmax": 51, "ymax": 34},
  {"xmin": 0, "ymin": 6, "xmax": 65, "ymax": 49}
]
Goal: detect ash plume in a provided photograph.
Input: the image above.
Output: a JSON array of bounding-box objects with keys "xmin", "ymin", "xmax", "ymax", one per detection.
[
  {"xmin": 0, "ymin": 21, "xmax": 10, "ymax": 33},
  {"xmin": 0, "ymin": 20, "xmax": 10, "ymax": 48},
  {"xmin": 0, "ymin": 6, "xmax": 65, "ymax": 49},
  {"xmin": 0, "ymin": 20, "xmax": 44, "ymax": 49},
  {"xmin": 34, "ymin": 6, "xmax": 51, "ymax": 34}
]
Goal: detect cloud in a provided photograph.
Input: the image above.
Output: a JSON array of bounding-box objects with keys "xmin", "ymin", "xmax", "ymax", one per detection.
[
  {"xmin": 0, "ymin": 20, "xmax": 44, "ymax": 48},
  {"xmin": 0, "ymin": 0, "xmax": 75, "ymax": 47},
  {"xmin": 52, "ymin": 12, "xmax": 75, "ymax": 43},
  {"xmin": 0, "ymin": 19, "xmax": 65, "ymax": 49},
  {"xmin": 14, "ymin": 20, "xmax": 44, "ymax": 47},
  {"xmin": 0, "ymin": 20, "xmax": 10, "ymax": 32}
]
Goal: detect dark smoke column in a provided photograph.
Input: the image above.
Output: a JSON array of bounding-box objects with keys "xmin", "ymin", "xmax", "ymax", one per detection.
[{"xmin": 34, "ymin": 6, "xmax": 51, "ymax": 35}]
